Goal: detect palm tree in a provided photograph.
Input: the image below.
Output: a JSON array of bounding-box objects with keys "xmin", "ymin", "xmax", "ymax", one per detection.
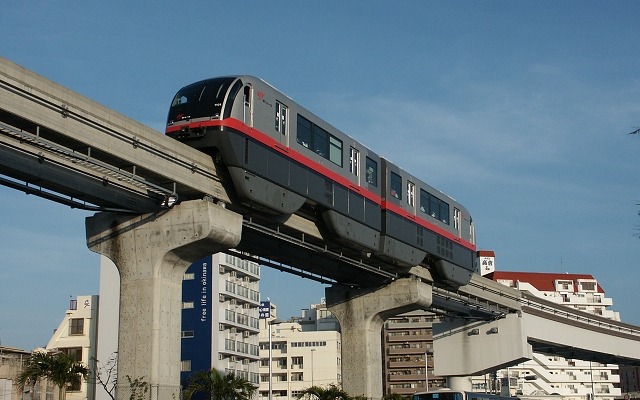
[
  {"xmin": 296, "ymin": 384, "xmax": 351, "ymax": 400},
  {"xmin": 183, "ymin": 368, "xmax": 256, "ymax": 400},
  {"xmin": 17, "ymin": 350, "xmax": 89, "ymax": 400}
]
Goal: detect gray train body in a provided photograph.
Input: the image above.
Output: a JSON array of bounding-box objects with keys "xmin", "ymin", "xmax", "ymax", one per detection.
[{"xmin": 166, "ymin": 76, "xmax": 476, "ymax": 286}]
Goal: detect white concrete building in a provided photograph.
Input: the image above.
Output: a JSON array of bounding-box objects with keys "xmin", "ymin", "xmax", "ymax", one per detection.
[
  {"xmin": 46, "ymin": 295, "xmax": 99, "ymax": 400},
  {"xmin": 259, "ymin": 302, "xmax": 342, "ymax": 400},
  {"xmin": 479, "ymin": 270, "xmax": 621, "ymax": 400}
]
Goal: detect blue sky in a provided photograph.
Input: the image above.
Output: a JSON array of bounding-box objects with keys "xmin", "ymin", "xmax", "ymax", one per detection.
[{"xmin": 1, "ymin": 2, "xmax": 639, "ymax": 350}]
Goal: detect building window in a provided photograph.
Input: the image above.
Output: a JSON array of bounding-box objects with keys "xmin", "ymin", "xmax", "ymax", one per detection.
[
  {"xmin": 182, "ymin": 301, "xmax": 194, "ymax": 309},
  {"xmin": 60, "ymin": 347, "xmax": 83, "ymax": 362},
  {"xmin": 69, "ymin": 318, "xmax": 84, "ymax": 335},
  {"xmin": 181, "ymin": 360, "xmax": 191, "ymax": 372}
]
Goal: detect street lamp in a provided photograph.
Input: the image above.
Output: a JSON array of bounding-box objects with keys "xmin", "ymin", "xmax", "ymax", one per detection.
[
  {"xmin": 310, "ymin": 349, "xmax": 316, "ymax": 387},
  {"xmin": 425, "ymin": 348, "xmax": 433, "ymax": 391},
  {"xmin": 268, "ymin": 319, "xmax": 284, "ymax": 400}
]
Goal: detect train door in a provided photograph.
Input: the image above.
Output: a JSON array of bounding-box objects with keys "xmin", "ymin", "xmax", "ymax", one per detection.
[
  {"xmin": 243, "ymin": 85, "xmax": 253, "ymax": 126},
  {"xmin": 275, "ymin": 101, "xmax": 288, "ymax": 145},
  {"xmin": 454, "ymin": 208, "xmax": 461, "ymax": 238}
]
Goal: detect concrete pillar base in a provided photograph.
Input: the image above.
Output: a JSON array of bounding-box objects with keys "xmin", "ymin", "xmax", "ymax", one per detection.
[
  {"xmin": 326, "ymin": 277, "xmax": 432, "ymax": 399},
  {"xmin": 86, "ymin": 200, "xmax": 242, "ymax": 400},
  {"xmin": 447, "ymin": 376, "xmax": 473, "ymax": 391}
]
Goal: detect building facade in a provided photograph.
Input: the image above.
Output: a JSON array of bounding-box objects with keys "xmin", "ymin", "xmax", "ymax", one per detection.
[
  {"xmin": 258, "ymin": 302, "xmax": 342, "ymax": 400},
  {"xmin": 46, "ymin": 295, "xmax": 99, "ymax": 400},
  {"xmin": 484, "ymin": 270, "xmax": 621, "ymax": 400},
  {"xmin": 0, "ymin": 346, "xmax": 31, "ymax": 400},
  {"xmin": 181, "ymin": 253, "xmax": 261, "ymax": 387},
  {"xmin": 382, "ymin": 311, "xmax": 445, "ymax": 396}
]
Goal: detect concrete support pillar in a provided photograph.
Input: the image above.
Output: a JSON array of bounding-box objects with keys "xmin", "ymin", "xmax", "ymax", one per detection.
[
  {"xmin": 447, "ymin": 376, "xmax": 473, "ymax": 391},
  {"xmin": 86, "ymin": 200, "xmax": 242, "ymax": 400},
  {"xmin": 325, "ymin": 277, "xmax": 432, "ymax": 399}
]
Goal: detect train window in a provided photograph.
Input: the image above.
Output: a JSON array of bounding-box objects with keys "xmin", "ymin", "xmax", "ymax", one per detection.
[
  {"xmin": 429, "ymin": 195, "xmax": 439, "ymax": 219},
  {"xmin": 440, "ymin": 202, "xmax": 449, "ymax": 224},
  {"xmin": 349, "ymin": 147, "xmax": 359, "ymax": 176},
  {"xmin": 407, "ymin": 181, "xmax": 415, "ymax": 206},
  {"xmin": 243, "ymin": 86, "xmax": 252, "ymax": 125},
  {"xmin": 297, "ymin": 115, "xmax": 312, "ymax": 148},
  {"xmin": 390, "ymin": 172, "xmax": 402, "ymax": 200},
  {"xmin": 313, "ymin": 125, "xmax": 329, "ymax": 158},
  {"xmin": 276, "ymin": 102, "xmax": 288, "ymax": 135},
  {"xmin": 329, "ymin": 136, "xmax": 342, "ymax": 167},
  {"xmin": 296, "ymin": 115, "xmax": 342, "ymax": 166},
  {"xmin": 420, "ymin": 189, "xmax": 429, "ymax": 213},
  {"xmin": 454, "ymin": 208, "xmax": 460, "ymax": 230},
  {"xmin": 419, "ymin": 189, "xmax": 450, "ymax": 225},
  {"xmin": 366, "ymin": 157, "xmax": 377, "ymax": 187}
]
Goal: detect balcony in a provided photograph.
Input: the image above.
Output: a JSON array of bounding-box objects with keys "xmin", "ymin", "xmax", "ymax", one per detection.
[
  {"xmin": 388, "ymin": 360, "xmax": 425, "ymax": 368},
  {"xmin": 388, "ymin": 373, "xmax": 427, "ymax": 382},
  {"xmin": 387, "ymin": 333, "xmax": 432, "ymax": 342},
  {"xmin": 388, "ymin": 347, "xmax": 429, "ymax": 356}
]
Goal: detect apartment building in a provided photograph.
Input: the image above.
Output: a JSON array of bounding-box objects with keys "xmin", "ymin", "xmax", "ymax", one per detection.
[
  {"xmin": 181, "ymin": 253, "xmax": 261, "ymax": 386},
  {"xmin": 382, "ymin": 311, "xmax": 445, "ymax": 396},
  {"xmin": 258, "ymin": 301, "xmax": 342, "ymax": 400},
  {"xmin": 483, "ymin": 270, "xmax": 621, "ymax": 400}
]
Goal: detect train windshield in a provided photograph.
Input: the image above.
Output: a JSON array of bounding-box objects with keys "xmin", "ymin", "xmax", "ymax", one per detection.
[
  {"xmin": 412, "ymin": 392, "xmax": 464, "ymax": 400},
  {"xmin": 167, "ymin": 77, "xmax": 236, "ymax": 124}
]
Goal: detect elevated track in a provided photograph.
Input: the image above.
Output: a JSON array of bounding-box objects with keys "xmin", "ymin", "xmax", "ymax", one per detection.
[{"xmin": 2, "ymin": 57, "xmax": 639, "ymax": 371}]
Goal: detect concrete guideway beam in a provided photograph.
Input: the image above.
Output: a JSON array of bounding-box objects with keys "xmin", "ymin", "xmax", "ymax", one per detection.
[
  {"xmin": 85, "ymin": 199, "xmax": 242, "ymax": 400},
  {"xmin": 325, "ymin": 277, "xmax": 433, "ymax": 399},
  {"xmin": 433, "ymin": 313, "xmax": 532, "ymax": 379}
]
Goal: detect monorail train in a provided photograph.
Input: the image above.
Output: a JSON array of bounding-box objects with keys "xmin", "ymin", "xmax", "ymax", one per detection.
[{"xmin": 165, "ymin": 76, "xmax": 476, "ymax": 286}]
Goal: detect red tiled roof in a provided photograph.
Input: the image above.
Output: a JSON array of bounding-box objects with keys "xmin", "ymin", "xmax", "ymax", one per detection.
[{"xmin": 487, "ymin": 271, "xmax": 605, "ymax": 293}]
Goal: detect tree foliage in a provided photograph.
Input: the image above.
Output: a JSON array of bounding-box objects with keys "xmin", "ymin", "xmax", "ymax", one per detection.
[
  {"xmin": 182, "ymin": 368, "xmax": 256, "ymax": 400},
  {"xmin": 295, "ymin": 384, "xmax": 352, "ymax": 400},
  {"xmin": 91, "ymin": 353, "xmax": 118, "ymax": 400},
  {"xmin": 16, "ymin": 351, "xmax": 89, "ymax": 400}
]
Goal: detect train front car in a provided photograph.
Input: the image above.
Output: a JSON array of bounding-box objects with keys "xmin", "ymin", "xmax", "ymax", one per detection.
[
  {"xmin": 166, "ymin": 76, "xmax": 306, "ymax": 215},
  {"xmin": 379, "ymin": 158, "xmax": 476, "ymax": 286}
]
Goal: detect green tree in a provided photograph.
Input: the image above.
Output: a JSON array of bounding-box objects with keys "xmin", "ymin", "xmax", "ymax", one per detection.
[
  {"xmin": 16, "ymin": 351, "xmax": 89, "ymax": 400},
  {"xmin": 382, "ymin": 393, "xmax": 408, "ymax": 400},
  {"xmin": 91, "ymin": 353, "xmax": 118, "ymax": 400},
  {"xmin": 183, "ymin": 368, "xmax": 256, "ymax": 400},
  {"xmin": 296, "ymin": 384, "xmax": 351, "ymax": 400}
]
